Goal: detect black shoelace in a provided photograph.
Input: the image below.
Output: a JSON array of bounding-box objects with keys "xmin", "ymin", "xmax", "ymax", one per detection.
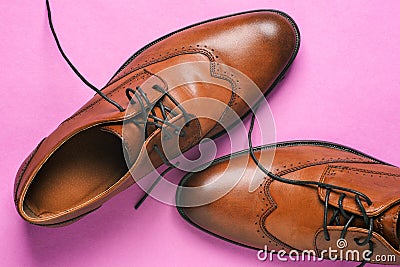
[
  {"xmin": 46, "ymin": 3, "xmax": 376, "ymax": 263},
  {"xmin": 126, "ymin": 81, "xmax": 191, "ymax": 139},
  {"xmin": 46, "ymin": 0, "xmax": 188, "ymax": 208},
  {"xmin": 127, "ymin": 83, "xmax": 189, "ymax": 209},
  {"xmin": 247, "ymin": 111, "xmax": 374, "ymax": 267}
]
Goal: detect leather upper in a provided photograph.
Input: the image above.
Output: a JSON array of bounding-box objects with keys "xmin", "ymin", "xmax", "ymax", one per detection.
[
  {"xmin": 14, "ymin": 10, "xmax": 299, "ymax": 225},
  {"xmin": 176, "ymin": 141, "xmax": 400, "ymax": 264}
]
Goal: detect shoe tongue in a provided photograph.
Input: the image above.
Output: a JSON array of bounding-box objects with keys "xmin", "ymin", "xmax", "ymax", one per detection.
[
  {"xmin": 373, "ymin": 205, "xmax": 400, "ymax": 249},
  {"xmin": 99, "ymin": 89, "xmax": 184, "ymax": 165}
]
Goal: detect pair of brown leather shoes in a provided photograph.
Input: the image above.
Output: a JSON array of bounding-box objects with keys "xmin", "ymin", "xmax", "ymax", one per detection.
[{"xmin": 15, "ymin": 3, "xmax": 400, "ymax": 266}]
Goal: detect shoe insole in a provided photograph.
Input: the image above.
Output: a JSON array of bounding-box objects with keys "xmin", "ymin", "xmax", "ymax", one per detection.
[{"xmin": 24, "ymin": 126, "xmax": 128, "ymax": 218}]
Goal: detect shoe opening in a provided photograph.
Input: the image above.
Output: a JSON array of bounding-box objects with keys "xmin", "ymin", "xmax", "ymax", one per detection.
[{"xmin": 23, "ymin": 126, "xmax": 128, "ymax": 219}]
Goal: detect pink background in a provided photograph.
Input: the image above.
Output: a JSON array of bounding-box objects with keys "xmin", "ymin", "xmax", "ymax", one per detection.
[{"xmin": 1, "ymin": 0, "xmax": 400, "ymax": 266}]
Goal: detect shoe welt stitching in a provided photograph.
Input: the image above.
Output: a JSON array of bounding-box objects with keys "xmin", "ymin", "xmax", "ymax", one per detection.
[
  {"xmin": 63, "ymin": 47, "xmax": 225, "ymax": 124},
  {"xmin": 111, "ymin": 47, "xmax": 215, "ymax": 82},
  {"xmin": 276, "ymin": 157, "xmax": 378, "ymax": 177},
  {"xmin": 323, "ymin": 165, "xmax": 400, "ymax": 177}
]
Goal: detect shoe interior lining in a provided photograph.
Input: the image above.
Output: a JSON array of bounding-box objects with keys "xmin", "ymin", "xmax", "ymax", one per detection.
[{"xmin": 23, "ymin": 126, "xmax": 128, "ymax": 219}]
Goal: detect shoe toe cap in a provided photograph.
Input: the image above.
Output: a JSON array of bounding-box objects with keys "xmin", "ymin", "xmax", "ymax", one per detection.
[
  {"xmin": 204, "ymin": 10, "xmax": 300, "ymax": 90},
  {"xmin": 176, "ymin": 158, "xmax": 270, "ymax": 249}
]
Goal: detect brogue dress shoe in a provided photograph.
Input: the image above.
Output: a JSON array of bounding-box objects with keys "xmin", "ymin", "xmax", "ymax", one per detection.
[
  {"xmin": 15, "ymin": 7, "xmax": 300, "ymax": 226},
  {"xmin": 177, "ymin": 140, "xmax": 400, "ymax": 265}
]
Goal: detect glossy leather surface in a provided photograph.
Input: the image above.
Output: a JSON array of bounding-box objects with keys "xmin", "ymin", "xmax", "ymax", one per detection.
[
  {"xmin": 14, "ymin": 10, "xmax": 299, "ymax": 226},
  {"xmin": 177, "ymin": 141, "xmax": 400, "ymax": 264}
]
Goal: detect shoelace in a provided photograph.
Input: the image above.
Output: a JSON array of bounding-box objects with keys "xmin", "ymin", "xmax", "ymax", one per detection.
[
  {"xmin": 126, "ymin": 83, "xmax": 189, "ymax": 209},
  {"xmin": 46, "ymin": 0, "xmax": 188, "ymax": 208},
  {"xmin": 46, "ymin": 0, "xmax": 189, "ymax": 120},
  {"xmin": 247, "ymin": 111, "xmax": 374, "ymax": 267},
  {"xmin": 46, "ymin": 3, "xmax": 377, "ymax": 262},
  {"xmin": 126, "ymin": 82, "xmax": 191, "ymax": 139},
  {"xmin": 134, "ymin": 133, "xmax": 183, "ymax": 209}
]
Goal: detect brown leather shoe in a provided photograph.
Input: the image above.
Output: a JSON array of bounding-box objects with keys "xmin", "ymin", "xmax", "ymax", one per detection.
[
  {"xmin": 14, "ymin": 8, "xmax": 300, "ymax": 226},
  {"xmin": 177, "ymin": 141, "xmax": 400, "ymax": 265}
]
